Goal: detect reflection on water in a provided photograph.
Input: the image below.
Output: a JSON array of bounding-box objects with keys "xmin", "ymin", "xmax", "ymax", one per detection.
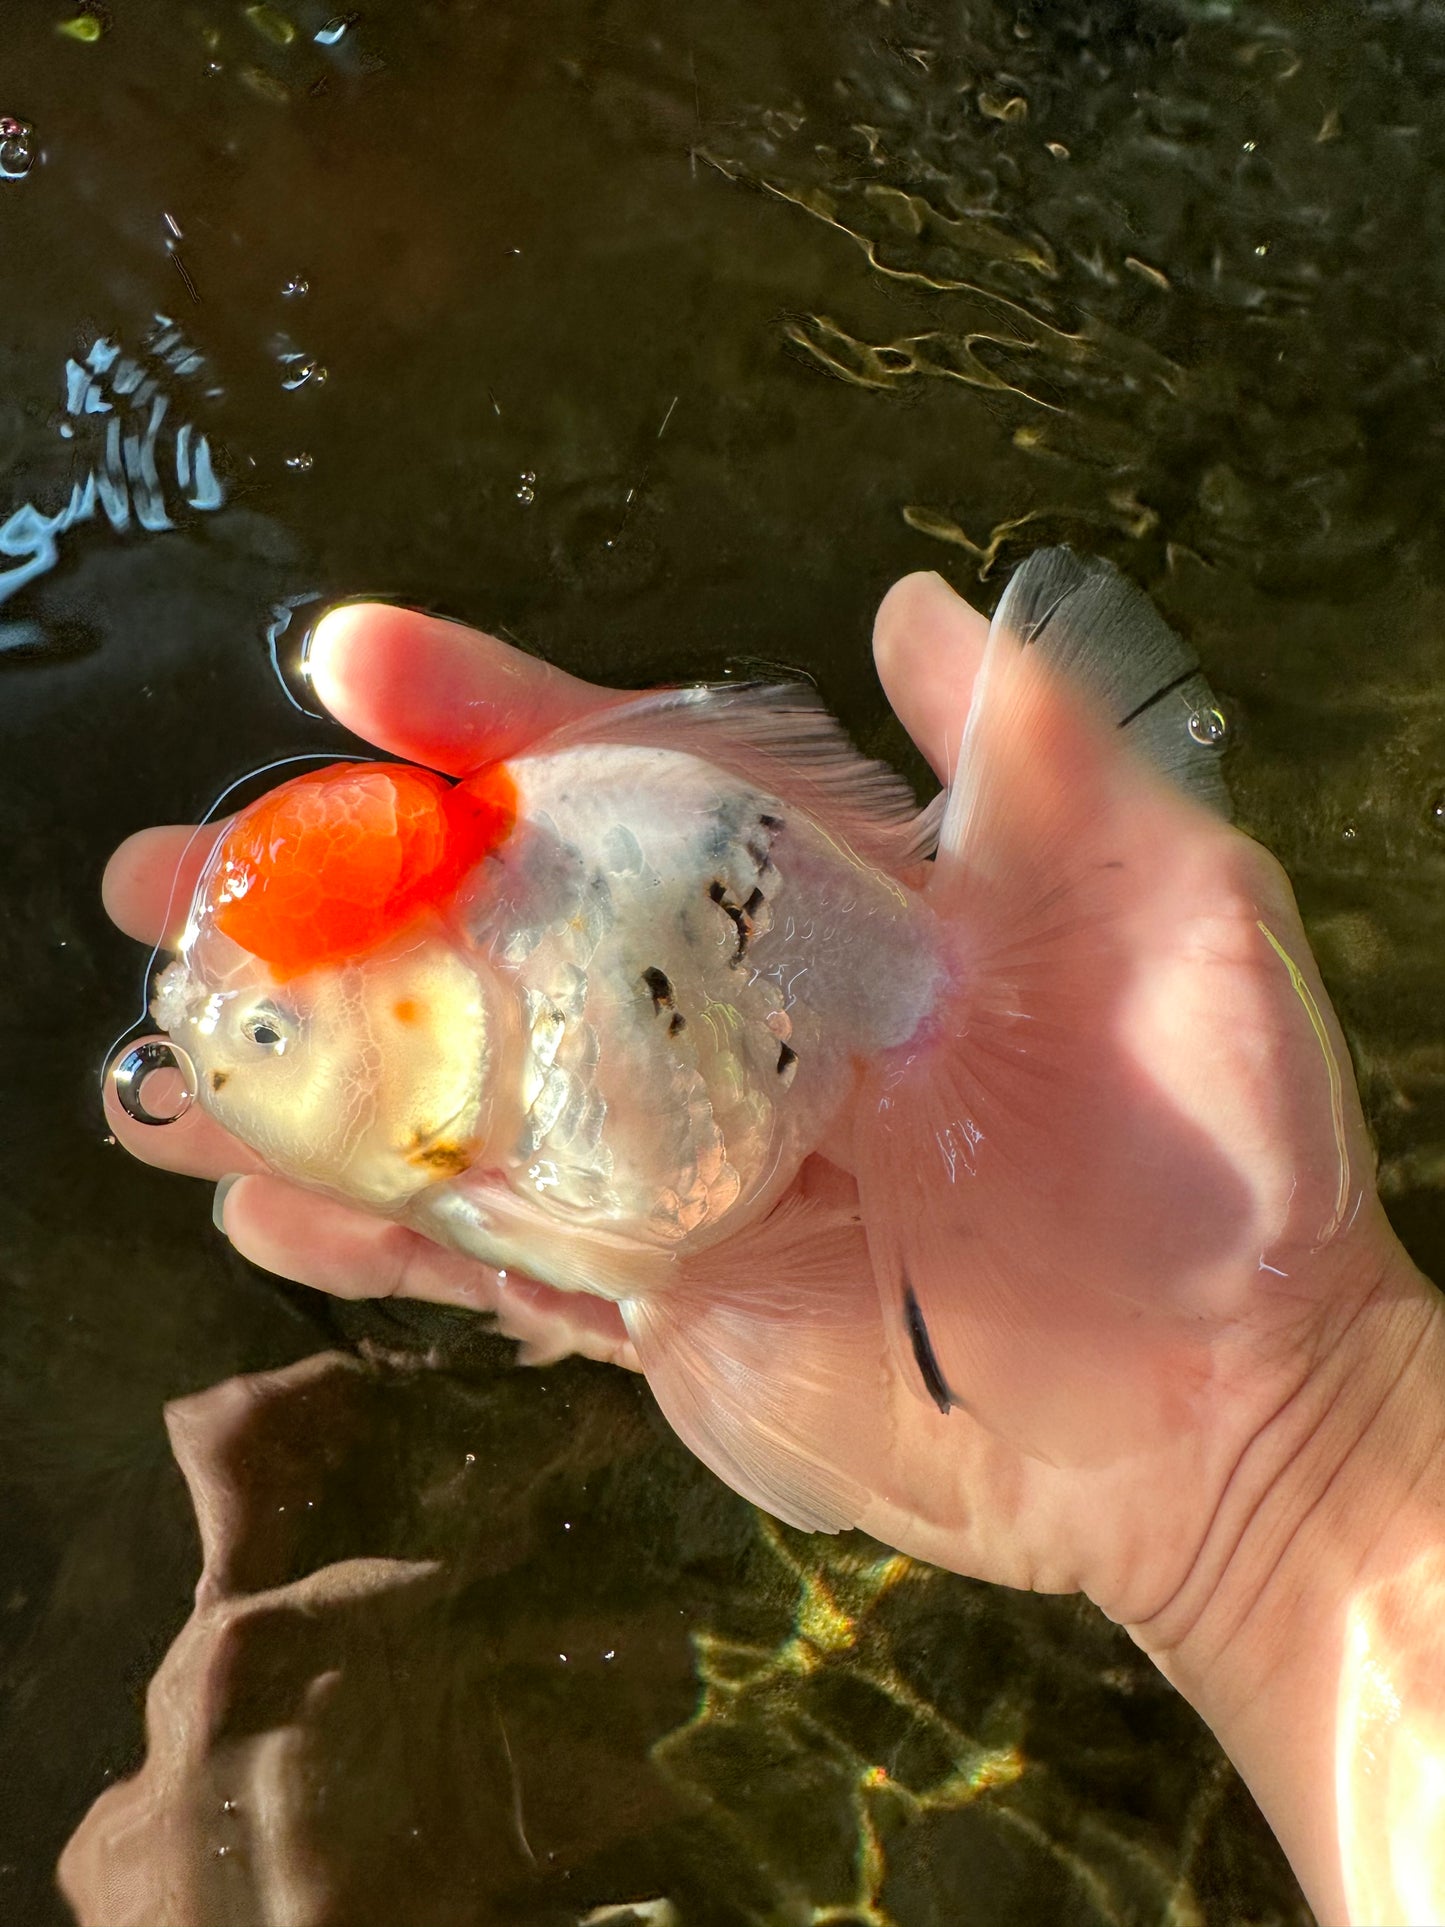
[
  {"xmin": 55, "ymin": 1344, "xmax": 1295, "ymax": 1927},
  {"xmin": 57, "ymin": 1350, "xmax": 698, "ymax": 1927},
  {"xmin": 3, "ymin": 0, "xmax": 1442, "ymax": 1921},
  {"xmin": 0, "ymin": 321, "xmax": 225, "ymax": 644}
]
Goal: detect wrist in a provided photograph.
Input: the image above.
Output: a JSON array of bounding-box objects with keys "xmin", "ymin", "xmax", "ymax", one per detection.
[{"xmin": 1129, "ymin": 1228, "xmax": 1445, "ymax": 1924}]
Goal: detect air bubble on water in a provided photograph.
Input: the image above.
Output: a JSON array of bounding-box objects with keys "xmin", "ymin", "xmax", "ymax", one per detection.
[
  {"xmin": 1342, "ymin": 822, "xmax": 1358, "ymax": 843},
  {"xmin": 220, "ymin": 1799, "xmax": 238, "ymax": 1814},
  {"xmin": 314, "ymin": 14, "xmax": 356, "ymax": 44},
  {"xmin": 516, "ymin": 470, "xmax": 536, "ymax": 504},
  {"xmin": 281, "ymin": 359, "xmax": 326, "ymax": 390},
  {"xmin": 1427, "ymin": 791, "xmax": 1445, "ymax": 832},
  {"xmin": 0, "ymin": 118, "xmax": 35, "ymax": 182},
  {"xmin": 284, "ymin": 451, "xmax": 313, "ymax": 471},
  {"xmin": 464, "ymin": 1452, "xmax": 477, "ymax": 1465},
  {"xmin": 282, "ymin": 275, "xmax": 309, "ymax": 298},
  {"xmin": 1187, "ymin": 706, "xmax": 1228, "ymax": 747}
]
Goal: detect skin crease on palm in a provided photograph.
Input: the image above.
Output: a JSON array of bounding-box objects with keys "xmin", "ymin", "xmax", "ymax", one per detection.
[{"xmin": 102, "ymin": 572, "xmax": 1445, "ymax": 1925}]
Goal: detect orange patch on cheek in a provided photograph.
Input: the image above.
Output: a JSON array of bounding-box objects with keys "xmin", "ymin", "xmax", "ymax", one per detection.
[{"xmin": 392, "ymin": 999, "xmax": 422, "ymax": 1025}]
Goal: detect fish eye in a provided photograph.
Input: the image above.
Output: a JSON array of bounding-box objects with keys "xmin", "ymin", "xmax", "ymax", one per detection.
[{"xmin": 241, "ymin": 1004, "xmax": 293, "ymax": 1053}]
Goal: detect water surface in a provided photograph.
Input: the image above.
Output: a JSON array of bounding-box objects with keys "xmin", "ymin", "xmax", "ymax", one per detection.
[{"xmin": 3, "ymin": 2, "xmax": 1442, "ymax": 1921}]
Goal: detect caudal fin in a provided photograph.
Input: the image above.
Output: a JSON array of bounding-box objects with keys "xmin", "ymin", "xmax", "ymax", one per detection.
[
  {"xmin": 853, "ymin": 550, "xmax": 1258, "ymax": 1463},
  {"xmin": 980, "ymin": 548, "xmax": 1231, "ymax": 819}
]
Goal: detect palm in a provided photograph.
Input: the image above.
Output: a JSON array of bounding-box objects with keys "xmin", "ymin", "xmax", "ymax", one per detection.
[
  {"xmin": 104, "ymin": 575, "xmax": 1394, "ymax": 1625},
  {"xmin": 855, "ymin": 848, "xmax": 1381, "ymax": 1622}
]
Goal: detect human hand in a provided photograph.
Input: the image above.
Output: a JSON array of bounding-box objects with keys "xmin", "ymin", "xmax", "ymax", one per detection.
[{"xmin": 103, "ymin": 575, "xmax": 1428, "ymax": 1625}]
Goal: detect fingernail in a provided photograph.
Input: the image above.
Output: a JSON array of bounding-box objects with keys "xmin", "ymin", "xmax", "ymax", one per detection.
[
  {"xmin": 301, "ymin": 602, "xmax": 363, "ymax": 697},
  {"xmin": 920, "ymin": 569, "xmax": 966, "ymax": 604},
  {"xmin": 212, "ymin": 1173, "xmax": 243, "ymax": 1234}
]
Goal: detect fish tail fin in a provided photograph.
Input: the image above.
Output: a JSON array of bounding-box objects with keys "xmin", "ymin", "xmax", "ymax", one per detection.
[
  {"xmin": 933, "ymin": 547, "xmax": 1230, "ymax": 913},
  {"xmin": 622, "ymin": 1194, "xmax": 886, "ymax": 1532},
  {"xmin": 854, "ymin": 548, "xmax": 1240, "ymax": 1458}
]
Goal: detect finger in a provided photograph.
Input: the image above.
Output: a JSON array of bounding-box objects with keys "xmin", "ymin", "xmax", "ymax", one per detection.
[
  {"xmin": 102, "ymin": 823, "xmax": 228, "ymax": 947},
  {"xmin": 218, "ymin": 1174, "xmax": 640, "ymax": 1369},
  {"xmin": 103, "ymin": 1075, "xmax": 269, "ymax": 1180},
  {"xmin": 872, "ymin": 571, "xmax": 991, "ymax": 782},
  {"xmin": 305, "ymin": 603, "xmax": 621, "ymax": 775}
]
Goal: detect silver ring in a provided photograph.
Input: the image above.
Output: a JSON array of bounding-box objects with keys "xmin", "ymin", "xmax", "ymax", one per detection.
[{"xmin": 111, "ymin": 1038, "xmax": 198, "ymax": 1126}]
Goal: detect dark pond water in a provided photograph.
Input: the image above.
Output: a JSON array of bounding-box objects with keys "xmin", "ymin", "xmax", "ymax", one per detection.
[{"xmin": 3, "ymin": 1, "xmax": 1443, "ymax": 1921}]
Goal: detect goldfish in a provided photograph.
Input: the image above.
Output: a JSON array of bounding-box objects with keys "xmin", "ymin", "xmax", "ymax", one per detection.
[{"xmin": 120, "ymin": 549, "xmax": 1230, "ymax": 1530}]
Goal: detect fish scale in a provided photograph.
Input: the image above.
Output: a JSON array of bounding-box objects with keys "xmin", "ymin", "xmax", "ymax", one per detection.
[{"xmin": 460, "ymin": 743, "xmax": 885, "ymax": 1251}]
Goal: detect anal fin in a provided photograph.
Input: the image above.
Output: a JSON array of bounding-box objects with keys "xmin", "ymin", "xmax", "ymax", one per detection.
[{"xmin": 622, "ymin": 1196, "xmax": 886, "ymax": 1533}]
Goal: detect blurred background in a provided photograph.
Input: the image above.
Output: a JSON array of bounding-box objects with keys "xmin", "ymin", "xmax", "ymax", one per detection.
[{"xmin": 3, "ymin": 1, "xmax": 1442, "ymax": 1920}]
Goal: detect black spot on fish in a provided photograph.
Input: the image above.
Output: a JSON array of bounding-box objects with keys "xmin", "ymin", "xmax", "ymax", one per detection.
[
  {"xmin": 776, "ymin": 1042, "xmax": 798, "ymax": 1086},
  {"xmin": 1116, "ymin": 667, "xmax": 1194, "ymax": 730},
  {"xmin": 903, "ymin": 1279, "xmax": 955, "ymax": 1415},
  {"xmin": 747, "ymin": 814, "xmax": 782, "ymax": 870},
  {"xmin": 641, "ymin": 965, "xmax": 674, "ymax": 1010},
  {"xmin": 709, "ymin": 882, "xmax": 751, "ymax": 963},
  {"xmin": 210, "ymin": 1070, "xmax": 229, "ymax": 1092},
  {"xmin": 642, "ymin": 966, "xmax": 687, "ymax": 1036},
  {"xmin": 709, "ymin": 879, "xmax": 762, "ymax": 964}
]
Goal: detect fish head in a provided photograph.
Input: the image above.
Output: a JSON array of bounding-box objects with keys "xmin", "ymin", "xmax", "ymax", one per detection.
[{"xmin": 150, "ymin": 759, "xmax": 518, "ymax": 1207}]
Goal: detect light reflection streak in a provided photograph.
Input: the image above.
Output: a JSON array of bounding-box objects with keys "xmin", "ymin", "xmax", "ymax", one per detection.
[{"xmin": 0, "ymin": 321, "xmax": 225, "ymax": 629}]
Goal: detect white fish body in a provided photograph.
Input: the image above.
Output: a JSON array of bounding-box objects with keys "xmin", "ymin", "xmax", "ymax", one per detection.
[{"xmin": 412, "ymin": 739, "xmax": 944, "ymax": 1296}]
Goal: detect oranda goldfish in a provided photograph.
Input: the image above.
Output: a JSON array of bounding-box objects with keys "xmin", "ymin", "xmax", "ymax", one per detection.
[{"xmin": 119, "ymin": 550, "xmax": 1230, "ymax": 1528}]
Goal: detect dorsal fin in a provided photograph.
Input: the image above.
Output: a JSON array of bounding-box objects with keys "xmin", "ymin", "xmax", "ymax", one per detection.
[
  {"xmin": 533, "ymin": 682, "xmax": 941, "ymax": 875},
  {"xmin": 990, "ymin": 547, "xmax": 1231, "ymax": 817}
]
